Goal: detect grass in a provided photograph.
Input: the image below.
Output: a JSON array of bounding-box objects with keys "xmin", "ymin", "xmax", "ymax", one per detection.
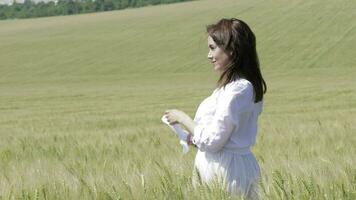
[{"xmin": 0, "ymin": 0, "xmax": 355, "ymax": 199}]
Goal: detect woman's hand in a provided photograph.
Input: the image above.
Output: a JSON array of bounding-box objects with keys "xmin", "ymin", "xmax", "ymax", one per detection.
[
  {"xmin": 164, "ymin": 109, "xmax": 186, "ymax": 125},
  {"xmin": 164, "ymin": 109, "xmax": 196, "ymax": 136}
]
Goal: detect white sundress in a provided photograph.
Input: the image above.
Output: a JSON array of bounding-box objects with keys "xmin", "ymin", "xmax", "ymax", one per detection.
[{"xmin": 192, "ymin": 78, "xmax": 263, "ymax": 199}]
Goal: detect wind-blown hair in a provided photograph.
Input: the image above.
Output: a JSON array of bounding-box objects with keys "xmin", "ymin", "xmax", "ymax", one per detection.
[{"xmin": 206, "ymin": 18, "xmax": 267, "ymax": 103}]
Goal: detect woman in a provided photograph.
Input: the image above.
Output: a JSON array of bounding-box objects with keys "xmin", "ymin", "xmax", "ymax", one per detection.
[{"xmin": 164, "ymin": 18, "xmax": 267, "ymax": 199}]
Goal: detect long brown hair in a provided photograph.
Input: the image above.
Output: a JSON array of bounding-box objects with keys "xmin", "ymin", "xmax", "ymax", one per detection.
[{"xmin": 207, "ymin": 18, "xmax": 267, "ymax": 103}]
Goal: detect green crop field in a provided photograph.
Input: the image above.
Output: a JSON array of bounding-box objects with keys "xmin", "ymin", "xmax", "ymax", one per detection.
[{"xmin": 0, "ymin": 0, "xmax": 355, "ymax": 199}]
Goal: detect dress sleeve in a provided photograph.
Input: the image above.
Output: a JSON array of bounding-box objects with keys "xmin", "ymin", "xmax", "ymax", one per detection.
[{"xmin": 192, "ymin": 81, "xmax": 253, "ymax": 152}]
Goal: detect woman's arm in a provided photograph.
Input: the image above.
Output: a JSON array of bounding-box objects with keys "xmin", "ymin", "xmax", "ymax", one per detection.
[
  {"xmin": 179, "ymin": 113, "xmax": 196, "ymax": 135},
  {"xmin": 191, "ymin": 82, "xmax": 254, "ymax": 152},
  {"xmin": 164, "ymin": 109, "xmax": 196, "ymax": 145}
]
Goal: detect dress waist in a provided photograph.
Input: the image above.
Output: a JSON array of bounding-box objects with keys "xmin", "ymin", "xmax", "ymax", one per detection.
[{"xmin": 222, "ymin": 146, "xmax": 252, "ymax": 155}]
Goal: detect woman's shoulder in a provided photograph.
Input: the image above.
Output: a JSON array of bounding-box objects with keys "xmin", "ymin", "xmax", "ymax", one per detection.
[
  {"xmin": 218, "ymin": 78, "xmax": 255, "ymax": 111},
  {"xmin": 224, "ymin": 78, "xmax": 253, "ymax": 95}
]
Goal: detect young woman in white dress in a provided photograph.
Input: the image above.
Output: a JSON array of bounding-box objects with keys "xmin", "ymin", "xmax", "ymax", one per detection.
[{"xmin": 164, "ymin": 18, "xmax": 267, "ymax": 199}]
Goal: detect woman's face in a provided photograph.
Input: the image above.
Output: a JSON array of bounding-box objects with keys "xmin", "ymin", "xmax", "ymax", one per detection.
[{"xmin": 207, "ymin": 36, "xmax": 231, "ymax": 73}]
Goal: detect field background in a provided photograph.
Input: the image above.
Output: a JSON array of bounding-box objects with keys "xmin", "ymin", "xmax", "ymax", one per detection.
[{"xmin": 0, "ymin": 0, "xmax": 355, "ymax": 199}]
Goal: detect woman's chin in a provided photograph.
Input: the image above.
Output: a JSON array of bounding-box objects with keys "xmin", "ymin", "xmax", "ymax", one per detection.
[
  {"xmin": 213, "ymin": 65, "xmax": 219, "ymax": 71},
  {"xmin": 213, "ymin": 66, "xmax": 223, "ymax": 74}
]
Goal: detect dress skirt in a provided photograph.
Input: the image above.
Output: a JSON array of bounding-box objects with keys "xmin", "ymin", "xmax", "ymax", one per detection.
[{"xmin": 192, "ymin": 148, "xmax": 261, "ymax": 199}]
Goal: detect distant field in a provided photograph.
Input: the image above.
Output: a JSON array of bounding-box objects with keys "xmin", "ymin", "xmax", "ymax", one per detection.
[{"xmin": 0, "ymin": 0, "xmax": 355, "ymax": 199}]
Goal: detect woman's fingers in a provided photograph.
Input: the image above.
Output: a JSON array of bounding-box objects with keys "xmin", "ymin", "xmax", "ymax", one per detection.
[
  {"xmin": 164, "ymin": 109, "xmax": 182, "ymax": 125},
  {"xmin": 163, "ymin": 110, "xmax": 179, "ymax": 125}
]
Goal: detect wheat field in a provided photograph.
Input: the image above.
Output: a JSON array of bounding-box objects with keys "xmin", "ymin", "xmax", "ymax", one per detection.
[{"xmin": 0, "ymin": 0, "xmax": 355, "ymax": 199}]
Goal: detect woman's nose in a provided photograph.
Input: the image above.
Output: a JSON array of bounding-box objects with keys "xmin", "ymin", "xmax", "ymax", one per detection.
[{"xmin": 207, "ymin": 51, "xmax": 213, "ymax": 60}]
